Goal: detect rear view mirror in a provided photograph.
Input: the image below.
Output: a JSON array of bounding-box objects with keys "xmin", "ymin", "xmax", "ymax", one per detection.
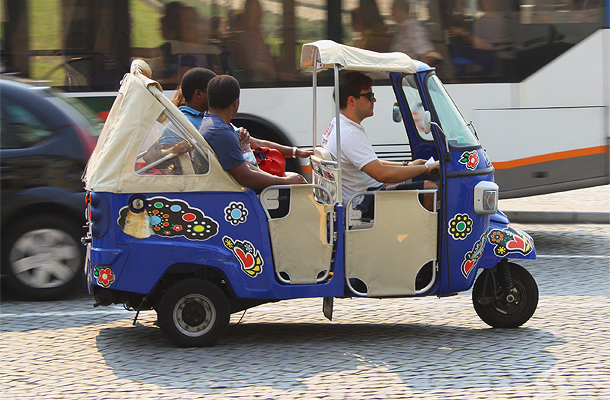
[
  {"xmin": 423, "ymin": 111, "xmax": 431, "ymax": 133},
  {"xmin": 392, "ymin": 102, "xmax": 402, "ymax": 123}
]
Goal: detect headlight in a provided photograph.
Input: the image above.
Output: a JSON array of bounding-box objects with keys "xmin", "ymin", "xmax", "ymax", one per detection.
[{"xmin": 474, "ymin": 181, "xmax": 499, "ymax": 214}]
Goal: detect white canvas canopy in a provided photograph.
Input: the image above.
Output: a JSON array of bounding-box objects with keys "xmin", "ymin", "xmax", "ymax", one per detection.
[
  {"xmin": 84, "ymin": 60, "xmax": 244, "ymax": 194},
  {"xmin": 300, "ymin": 40, "xmax": 418, "ymax": 73}
]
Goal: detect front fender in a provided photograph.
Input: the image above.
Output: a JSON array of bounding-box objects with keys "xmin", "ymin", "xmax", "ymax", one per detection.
[{"xmin": 479, "ymin": 215, "xmax": 537, "ymax": 269}]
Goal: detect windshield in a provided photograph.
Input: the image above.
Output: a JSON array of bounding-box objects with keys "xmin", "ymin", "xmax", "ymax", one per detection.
[{"xmin": 426, "ymin": 75, "xmax": 479, "ymax": 148}]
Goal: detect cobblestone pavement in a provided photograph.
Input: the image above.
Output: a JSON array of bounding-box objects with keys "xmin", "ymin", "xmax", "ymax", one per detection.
[{"xmin": 1, "ymin": 224, "xmax": 609, "ymax": 399}]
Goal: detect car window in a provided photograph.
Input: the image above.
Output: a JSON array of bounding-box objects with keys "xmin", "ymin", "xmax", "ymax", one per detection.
[
  {"xmin": 134, "ymin": 110, "xmax": 209, "ymax": 176},
  {"xmin": 0, "ymin": 98, "xmax": 54, "ymax": 149},
  {"xmin": 46, "ymin": 94, "xmax": 102, "ymax": 136}
]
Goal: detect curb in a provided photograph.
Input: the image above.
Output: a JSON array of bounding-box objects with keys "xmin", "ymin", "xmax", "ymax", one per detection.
[{"xmin": 503, "ymin": 211, "xmax": 610, "ymax": 224}]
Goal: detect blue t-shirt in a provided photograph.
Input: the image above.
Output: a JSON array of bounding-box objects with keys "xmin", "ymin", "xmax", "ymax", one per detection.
[
  {"xmin": 200, "ymin": 112, "xmax": 244, "ymax": 171},
  {"xmin": 180, "ymin": 106, "xmax": 205, "ymax": 129}
]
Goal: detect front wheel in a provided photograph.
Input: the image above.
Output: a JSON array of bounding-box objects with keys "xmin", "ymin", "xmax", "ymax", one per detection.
[
  {"xmin": 157, "ymin": 279, "xmax": 230, "ymax": 347},
  {"xmin": 472, "ymin": 262, "xmax": 538, "ymax": 328}
]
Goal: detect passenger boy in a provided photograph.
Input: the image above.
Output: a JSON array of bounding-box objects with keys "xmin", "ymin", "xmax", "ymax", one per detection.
[{"xmin": 200, "ymin": 75, "xmax": 307, "ymax": 189}]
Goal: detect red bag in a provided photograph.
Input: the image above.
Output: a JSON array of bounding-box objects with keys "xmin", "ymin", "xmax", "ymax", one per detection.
[{"xmin": 253, "ymin": 147, "xmax": 286, "ymax": 177}]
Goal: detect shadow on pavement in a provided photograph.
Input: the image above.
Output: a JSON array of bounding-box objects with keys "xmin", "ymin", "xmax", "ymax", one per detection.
[{"xmin": 97, "ymin": 321, "xmax": 565, "ymax": 393}]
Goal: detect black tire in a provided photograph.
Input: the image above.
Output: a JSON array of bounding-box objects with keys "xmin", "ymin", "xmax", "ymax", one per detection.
[
  {"xmin": 157, "ymin": 279, "xmax": 230, "ymax": 347},
  {"xmin": 1, "ymin": 215, "xmax": 85, "ymax": 301},
  {"xmin": 472, "ymin": 262, "xmax": 538, "ymax": 328}
]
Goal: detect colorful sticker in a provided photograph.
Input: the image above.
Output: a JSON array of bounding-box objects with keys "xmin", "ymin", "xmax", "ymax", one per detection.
[
  {"xmin": 94, "ymin": 265, "xmax": 115, "ymax": 288},
  {"xmin": 488, "ymin": 227, "xmax": 533, "ymax": 257},
  {"xmin": 224, "ymin": 202, "xmax": 248, "ymax": 226},
  {"xmin": 459, "ymin": 151, "xmax": 479, "ymax": 170},
  {"xmin": 118, "ymin": 197, "xmax": 218, "ymax": 241},
  {"xmin": 223, "ymin": 236, "xmax": 263, "ymax": 278},
  {"xmin": 483, "ymin": 150, "xmax": 492, "ymax": 167},
  {"xmin": 461, "ymin": 231, "xmax": 487, "ymax": 278},
  {"xmin": 448, "ymin": 213, "xmax": 474, "ymax": 240}
]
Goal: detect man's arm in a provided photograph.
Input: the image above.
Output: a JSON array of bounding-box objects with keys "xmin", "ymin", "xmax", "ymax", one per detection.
[
  {"xmin": 228, "ymin": 163, "xmax": 307, "ymax": 190},
  {"xmin": 379, "ymin": 159, "xmax": 427, "ymax": 166},
  {"xmin": 362, "ymin": 160, "xmax": 439, "ymax": 183},
  {"xmin": 250, "ymin": 137, "xmax": 314, "ymax": 159}
]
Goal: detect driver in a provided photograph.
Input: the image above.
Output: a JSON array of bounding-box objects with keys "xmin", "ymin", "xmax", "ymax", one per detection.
[{"xmin": 321, "ymin": 71, "xmax": 440, "ymax": 212}]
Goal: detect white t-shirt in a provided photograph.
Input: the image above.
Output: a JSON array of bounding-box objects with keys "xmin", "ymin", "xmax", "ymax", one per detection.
[{"xmin": 321, "ymin": 114, "xmax": 380, "ymax": 206}]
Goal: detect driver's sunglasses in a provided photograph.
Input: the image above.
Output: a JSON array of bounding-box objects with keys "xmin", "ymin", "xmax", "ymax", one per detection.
[{"xmin": 354, "ymin": 92, "xmax": 375, "ymax": 102}]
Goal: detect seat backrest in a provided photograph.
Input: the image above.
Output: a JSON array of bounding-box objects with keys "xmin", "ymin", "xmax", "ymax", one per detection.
[{"xmin": 314, "ymin": 146, "xmax": 333, "ymax": 161}]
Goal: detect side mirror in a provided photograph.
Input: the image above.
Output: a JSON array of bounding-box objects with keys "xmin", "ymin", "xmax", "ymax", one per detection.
[
  {"xmin": 392, "ymin": 102, "xmax": 402, "ymax": 123},
  {"xmin": 423, "ymin": 111, "xmax": 431, "ymax": 134},
  {"xmin": 424, "ymin": 110, "xmax": 452, "ymax": 162}
]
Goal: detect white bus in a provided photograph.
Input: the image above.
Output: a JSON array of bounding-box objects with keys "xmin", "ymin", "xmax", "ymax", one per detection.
[{"xmin": 3, "ymin": 0, "xmax": 608, "ymax": 197}]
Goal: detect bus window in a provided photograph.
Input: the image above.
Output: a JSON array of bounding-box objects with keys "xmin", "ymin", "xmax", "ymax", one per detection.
[{"xmin": 2, "ymin": 1, "xmax": 605, "ymax": 90}]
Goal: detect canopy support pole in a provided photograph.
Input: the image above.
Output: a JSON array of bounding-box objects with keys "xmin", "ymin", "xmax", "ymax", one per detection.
[
  {"xmin": 333, "ymin": 64, "xmax": 342, "ymax": 205},
  {"xmin": 312, "ymin": 48, "xmax": 318, "ymax": 148}
]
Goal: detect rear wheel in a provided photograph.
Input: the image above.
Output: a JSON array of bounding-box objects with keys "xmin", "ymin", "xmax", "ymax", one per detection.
[
  {"xmin": 1, "ymin": 215, "xmax": 84, "ymax": 300},
  {"xmin": 157, "ymin": 279, "xmax": 230, "ymax": 347},
  {"xmin": 472, "ymin": 262, "xmax": 538, "ymax": 328}
]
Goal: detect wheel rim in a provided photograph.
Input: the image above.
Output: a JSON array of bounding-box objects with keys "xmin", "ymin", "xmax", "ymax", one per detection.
[
  {"xmin": 9, "ymin": 228, "xmax": 80, "ymax": 289},
  {"xmin": 173, "ymin": 294, "xmax": 216, "ymax": 337},
  {"xmin": 490, "ymin": 280, "xmax": 527, "ymax": 316}
]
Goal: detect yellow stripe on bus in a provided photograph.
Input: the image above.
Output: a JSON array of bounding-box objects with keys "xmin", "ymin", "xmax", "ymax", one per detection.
[{"xmin": 493, "ymin": 146, "xmax": 608, "ymax": 170}]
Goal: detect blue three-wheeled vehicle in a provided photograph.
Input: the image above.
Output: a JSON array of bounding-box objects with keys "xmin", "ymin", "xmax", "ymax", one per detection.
[{"xmin": 83, "ymin": 41, "xmax": 538, "ymax": 347}]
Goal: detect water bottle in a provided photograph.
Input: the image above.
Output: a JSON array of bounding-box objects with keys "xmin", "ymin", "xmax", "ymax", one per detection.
[{"xmin": 235, "ymin": 126, "xmax": 258, "ymax": 168}]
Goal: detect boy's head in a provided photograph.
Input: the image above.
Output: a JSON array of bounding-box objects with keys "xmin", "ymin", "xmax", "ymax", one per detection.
[
  {"xmin": 207, "ymin": 75, "xmax": 241, "ymax": 109},
  {"xmin": 180, "ymin": 67, "xmax": 217, "ymax": 103}
]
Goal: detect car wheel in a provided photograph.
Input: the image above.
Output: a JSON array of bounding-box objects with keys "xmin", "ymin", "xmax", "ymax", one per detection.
[
  {"xmin": 472, "ymin": 262, "xmax": 538, "ymax": 328},
  {"xmin": 2, "ymin": 215, "xmax": 85, "ymax": 300},
  {"xmin": 157, "ymin": 279, "xmax": 230, "ymax": 347}
]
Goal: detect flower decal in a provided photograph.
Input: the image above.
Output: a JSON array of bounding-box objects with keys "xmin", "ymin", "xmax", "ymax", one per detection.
[
  {"xmin": 94, "ymin": 266, "xmax": 115, "ymax": 288},
  {"xmin": 488, "ymin": 230, "xmax": 505, "ymax": 244},
  {"xmin": 224, "ymin": 202, "xmax": 248, "ymax": 226},
  {"xmin": 459, "ymin": 151, "xmax": 479, "ymax": 170},
  {"xmin": 223, "ymin": 236, "xmax": 263, "ymax": 278},
  {"xmin": 448, "ymin": 213, "xmax": 473, "ymax": 240}
]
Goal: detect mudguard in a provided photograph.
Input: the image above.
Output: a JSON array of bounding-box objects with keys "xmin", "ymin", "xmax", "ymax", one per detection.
[{"xmin": 479, "ymin": 211, "xmax": 537, "ymax": 269}]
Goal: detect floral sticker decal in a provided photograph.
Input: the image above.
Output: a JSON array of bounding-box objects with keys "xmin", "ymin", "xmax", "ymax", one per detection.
[
  {"xmin": 94, "ymin": 266, "xmax": 115, "ymax": 288},
  {"xmin": 224, "ymin": 202, "xmax": 248, "ymax": 226},
  {"xmin": 488, "ymin": 227, "xmax": 533, "ymax": 257},
  {"xmin": 223, "ymin": 236, "xmax": 263, "ymax": 278},
  {"xmin": 448, "ymin": 213, "xmax": 474, "ymax": 240},
  {"xmin": 118, "ymin": 197, "xmax": 218, "ymax": 241},
  {"xmin": 461, "ymin": 231, "xmax": 487, "ymax": 278},
  {"xmin": 459, "ymin": 151, "xmax": 479, "ymax": 170}
]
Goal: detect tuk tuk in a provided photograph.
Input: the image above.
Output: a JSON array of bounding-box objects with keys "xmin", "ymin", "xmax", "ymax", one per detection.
[{"xmin": 83, "ymin": 41, "xmax": 538, "ymax": 347}]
